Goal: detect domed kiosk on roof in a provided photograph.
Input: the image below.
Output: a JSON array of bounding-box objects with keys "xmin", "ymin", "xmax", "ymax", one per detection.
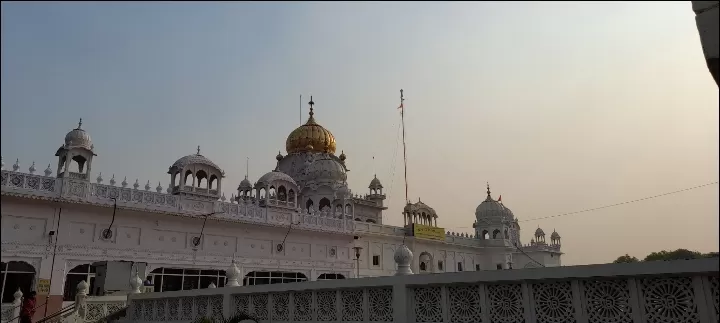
[
  {"xmin": 55, "ymin": 119, "xmax": 96, "ymax": 180},
  {"xmin": 167, "ymin": 146, "xmax": 224, "ymax": 201}
]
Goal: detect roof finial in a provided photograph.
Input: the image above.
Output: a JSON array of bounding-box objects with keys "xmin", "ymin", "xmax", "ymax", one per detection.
[
  {"xmin": 245, "ymin": 157, "xmax": 249, "ymax": 180},
  {"xmin": 77, "ymin": 118, "xmax": 83, "ymax": 129},
  {"xmin": 308, "ymin": 96, "xmax": 314, "ymax": 116},
  {"xmin": 486, "ymin": 182, "xmax": 491, "ymax": 197},
  {"xmin": 196, "ymin": 145, "xmax": 201, "ymax": 155}
]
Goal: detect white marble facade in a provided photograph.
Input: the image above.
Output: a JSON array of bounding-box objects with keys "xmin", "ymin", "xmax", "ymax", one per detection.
[{"xmin": 1, "ymin": 107, "xmax": 561, "ymax": 301}]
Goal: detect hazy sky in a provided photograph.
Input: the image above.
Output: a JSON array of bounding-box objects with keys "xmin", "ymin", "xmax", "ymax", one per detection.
[{"xmin": 2, "ymin": 1, "xmax": 718, "ymax": 265}]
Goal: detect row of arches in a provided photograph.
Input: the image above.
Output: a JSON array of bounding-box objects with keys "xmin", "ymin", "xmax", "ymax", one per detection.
[
  {"xmin": 178, "ymin": 170, "xmax": 220, "ymax": 190},
  {"xmin": 305, "ymin": 198, "xmax": 352, "ymax": 214},
  {"xmin": 0, "ymin": 262, "xmax": 348, "ymax": 302},
  {"xmin": 257, "ymin": 186, "xmax": 296, "ymax": 203},
  {"xmin": 479, "ymin": 229, "xmax": 509, "ymax": 240}
]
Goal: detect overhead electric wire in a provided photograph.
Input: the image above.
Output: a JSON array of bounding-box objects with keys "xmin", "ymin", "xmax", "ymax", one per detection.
[
  {"xmin": 449, "ymin": 181, "xmax": 718, "ymax": 231},
  {"xmin": 519, "ymin": 181, "xmax": 719, "ymax": 223}
]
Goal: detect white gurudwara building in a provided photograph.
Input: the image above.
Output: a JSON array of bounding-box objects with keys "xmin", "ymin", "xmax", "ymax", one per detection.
[{"xmin": 1, "ymin": 102, "xmax": 561, "ymax": 314}]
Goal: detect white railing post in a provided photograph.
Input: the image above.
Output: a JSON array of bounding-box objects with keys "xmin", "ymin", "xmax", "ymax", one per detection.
[
  {"xmin": 75, "ymin": 280, "xmax": 89, "ymax": 321},
  {"xmin": 11, "ymin": 289, "xmax": 22, "ymax": 323}
]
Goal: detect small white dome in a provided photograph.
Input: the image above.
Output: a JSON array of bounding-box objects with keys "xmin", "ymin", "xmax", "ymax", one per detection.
[
  {"xmin": 475, "ymin": 184, "xmax": 513, "ymax": 220},
  {"xmin": 369, "ymin": 175, "xmax": 383, "ymax": 189},
  {"xmin": 550, "ymin": 230, "xmax": 560, "ymax": 239},
  {"xmin": 256, "ymin": 170, "xmax": 297, "ymax": 188},
  {"xmin": 238, "ymin": 176, "xmax": 253, "ymax": 190},
  {"xmin": 64, "ymin": 119, "xmax": 93, "ymax": 150},
  {"xmin": 169, "ymin": 147, "xmax": 222, "ymax": 174},
  {"xmin": 535, "ymin": 227, "xmax": 545, "ymax": 236}
]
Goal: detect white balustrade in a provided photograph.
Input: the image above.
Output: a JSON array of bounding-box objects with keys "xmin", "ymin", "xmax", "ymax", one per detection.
[
  {"xmin": 0, "ymin": 169, "xmax": 354, "ymax": 234},
  {"xmin": 127, "ymin": 258, "xmax": 719, "ymax": 323}
]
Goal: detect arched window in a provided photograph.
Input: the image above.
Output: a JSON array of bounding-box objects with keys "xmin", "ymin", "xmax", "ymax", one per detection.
[
  {"xmin": 306, "ymin": 199, "xmax": 314, "ymax": 212},
  {"xmin": 196, "ymin": 170, "xmax": 208, "ymax": 188},
  {"xmin": 492, "ymin": 229, "xmax": 501, "ymax": 239},
  {"xmin": 243, "ymin": 271, "xmax": 307, "ymax": 286},
  {"xmin": 259, "ymin": 188, "xmax": 266, "ymax": 199},
  {"xmin": 344, "ymin": 204, "xmax": 352, "ymax": 214},
  {"xmin": 319, "ymin": 198, "xmax": 331, "ymax": 211},
  {"xmin": 209, "ymin": 175, "xmax": 218, "ymax": 190},
  {"xmin": 504, "ymin": 229, "xmax": 509, "ymax": 239},
  {"xmin": 63, "ymin": 264, "xmax": 97, "ymax": 301},
  {"xmin": 316, "ymin": 273, "xmax": 346, "ymax": 280},
  {"xmin": 481, "ymin": 230, "xmax": 489, "ymax": 240},
  {"xmin": 148, "ymin": 268, "xmax": 226, "ymax": 292},
  {"xmin": 67, "ymin": 155, "xmax": 88, "ymax": 173},
  {"xmin": 287, "ymin": 189, "xmax": 295, "ymax": 203},
  {"xmin": 184, "ymin": 170, "xmax": 194, "ymax": 186},
  {"xmin": 419, "ymin": 262, "xmax": 427, "ymax": 271},
  {"xmin": 1, "ymin": 262, "xmax": 36, "ymax": 303},
  {"xmin": 277, "ymin": 186, "xmax": 287, "ymax": 201}
]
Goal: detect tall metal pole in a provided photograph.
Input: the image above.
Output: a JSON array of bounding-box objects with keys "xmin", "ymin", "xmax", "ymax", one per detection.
[
  {"xmin": 400, "ymin": 89, "xmax": 408, "ymax": 205},
  {"xmin": 300, "ymin": 94, "xmax": 303, "ymax": 125}
]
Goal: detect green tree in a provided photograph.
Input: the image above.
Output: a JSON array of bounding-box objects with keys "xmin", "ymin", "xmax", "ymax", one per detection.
[
  {"xmin": 613, "ymin": 254, "xmax": 640, "ymax": 263},
  {"xmin": 613, "ymin": 249, "xmax": 718, "ymax": 263},
  {"xmin": 644, "ymin": 249, "xmax": 703, "ymax": 262}
]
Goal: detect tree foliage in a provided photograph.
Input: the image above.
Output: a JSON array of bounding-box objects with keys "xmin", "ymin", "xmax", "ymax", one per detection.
[
  {"xmin": 613, "ymin": 249, "xmax": 718, "ymax": 263},
  {"xmin": 613, "ymin": 254, "xmax": 640, "ymax": 263}
]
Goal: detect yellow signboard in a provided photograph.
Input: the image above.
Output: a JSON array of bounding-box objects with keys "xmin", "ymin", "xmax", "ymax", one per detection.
[
  {"xmin": 37, "ymin": 279, "xmax": 51, "ymax": 295},
  {"xmin": 413, "ymin": 224, "xmax": 446, "ymax": 241}
]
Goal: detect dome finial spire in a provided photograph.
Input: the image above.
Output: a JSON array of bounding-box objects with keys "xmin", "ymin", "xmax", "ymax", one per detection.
[
  {"xmin": 486, "ymin": 182, "xmax": 491, "ymax": 197},
  {"xmin": 196, "ymin": 145, "xmax": 201, "ymax": 155},
  {"xmin": 77, "ymin": 118, "xmax": 83, "ymax": 129},
  {"xmin": 308, "ymin": 96, "xmax": 315, "ymax": 117}
]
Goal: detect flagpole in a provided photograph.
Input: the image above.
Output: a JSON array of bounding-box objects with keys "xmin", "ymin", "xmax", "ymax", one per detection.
[
  {"xmin": 300, "ymin": 94, "xmax": 302, "ymax": 125},
  {"xmin": 400, "ymin": 89, "xmax": 408, "ymax": 205}
]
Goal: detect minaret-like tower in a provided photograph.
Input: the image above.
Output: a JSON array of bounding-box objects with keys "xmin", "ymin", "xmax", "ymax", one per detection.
[
  {"xmin": 368, "ymin": 175, "xmax": 386, "ymax": 207},
  {"xmin": 55, "ymin": 118, "xmax": 96, "ymax": 181}
]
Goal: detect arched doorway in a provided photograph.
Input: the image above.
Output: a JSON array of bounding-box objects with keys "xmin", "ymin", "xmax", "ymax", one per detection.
[
  {"xmin": 1, "ymin": 261, "xmax": 36, "ymax": 303},
  {"xmin": 64, "ymin": 264, "xmax": 97, "ymax": 301}
]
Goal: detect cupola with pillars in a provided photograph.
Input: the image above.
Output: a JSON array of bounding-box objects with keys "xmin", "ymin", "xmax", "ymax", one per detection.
[
  {"xmin": 403, "ymin": 197, "xmax": 439, "ymax": 227},
  {"xmin": 167, "ymin": 146, "xmax": 225, "ymax": 201},
  {"xmin": 55, "ymin": 119, "xmax": 96, "ymax": 181}
]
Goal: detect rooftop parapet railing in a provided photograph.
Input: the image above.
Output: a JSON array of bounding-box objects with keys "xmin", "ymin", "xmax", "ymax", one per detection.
[{"xmin": 127, "ymin": 257, "xmax": 719, "ymax": 323}]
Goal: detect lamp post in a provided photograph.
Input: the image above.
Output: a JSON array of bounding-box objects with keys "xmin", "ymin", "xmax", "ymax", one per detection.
[{"xmin": 352, "ymin": 246, "xmax": 363, "ymax": 278}]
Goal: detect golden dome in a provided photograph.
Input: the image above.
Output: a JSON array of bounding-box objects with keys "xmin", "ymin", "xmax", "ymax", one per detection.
[{"xmin": 286, "ymin": 102, "xmax": 337, "ymax": 154}]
